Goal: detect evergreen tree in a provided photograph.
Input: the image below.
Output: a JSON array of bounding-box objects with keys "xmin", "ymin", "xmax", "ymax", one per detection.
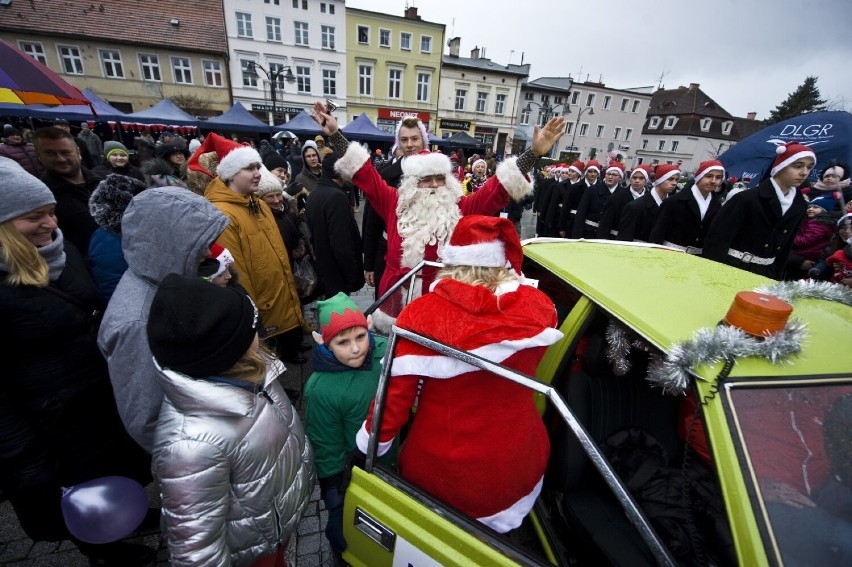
[{"xmin": 766, "ymin": 76, "xmax": 827, "ymax": 124}]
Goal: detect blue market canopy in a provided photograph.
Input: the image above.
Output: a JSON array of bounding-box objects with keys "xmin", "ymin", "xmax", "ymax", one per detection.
[
  {"xmin": 275, "ymin": 110, "xmax": 322, "ymax": 136},
  {"xmin": 30, "ymin": 88, "xmax": 125, "ymax": 121},
  {"xmin": 199, "ymin": 102, "xmax": 270, "ymax": 133},
  {"xmin": 122, "ymin": 98, "xmax": 199, "ymax": 127},
  {"xmin": 720, "ymin": 111, "xmax": 852, "ymax": 186},
  {"xmin": 341, "ymin": 113, "xmax": 393, "ymax": 142},
  {"xmin": 445, "ymin": 130, "xmax": 484, "ymax": 149}
]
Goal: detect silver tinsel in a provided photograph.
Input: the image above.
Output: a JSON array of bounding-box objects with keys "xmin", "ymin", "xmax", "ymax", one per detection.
[
  {"xmin": 606, "ymin": 321, "xmax": 654, "ymax": 377},
  {"xmin": 646, "ymin": 319, "xmax": 808, "ymax": 395},
  {"xmin": 754, "ymin": 280, "xmax": 852, "ymax": 307}
]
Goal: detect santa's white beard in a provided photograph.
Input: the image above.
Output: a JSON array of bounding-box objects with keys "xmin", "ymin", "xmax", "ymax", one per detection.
[{"xmin": 396, "ymin": 175, "xmax": 463, "ymax": 268}]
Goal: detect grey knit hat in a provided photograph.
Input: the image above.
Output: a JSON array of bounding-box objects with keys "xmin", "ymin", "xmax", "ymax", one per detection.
[
  {"xmin": 0, "ymin": 157, "xmax": 56, "ymax": 224},
  {"xmin": 104, "ymin": 141, "xmax": 130, "ymax": 159},
  {"xmin": 89, "ymin": 174, "xmax": 147, "ymax": 233}
]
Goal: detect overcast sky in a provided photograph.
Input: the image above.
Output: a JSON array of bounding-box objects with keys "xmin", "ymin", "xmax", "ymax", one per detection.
[{"xmin": 346, "ymin": 0, "xmax": 852, "ymax": 119}]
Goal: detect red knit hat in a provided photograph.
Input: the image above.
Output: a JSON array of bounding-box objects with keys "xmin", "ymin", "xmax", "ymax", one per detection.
[
  {"xmin": 653, "ymin": 164, "xmax": 681, "ymax": 186},
  {"xmin": 631, "ymin": 164, "xmax": 651, "ymax": 181},
  {"xmin": 605, "ymin": 161, "xmax": 625, "ymax": 177},
  {"xmin": 208, "ymin": 243, "xmax": 234, "ymax": 279},
  {"xmin": 187, "ymin": 132, "xmax": 262, "ymax": 181},
  {"xmin": 568, "ymin": 161, "xmax": 585, "ymax": 176},
  {"xmin": 441, "ymin": 215, "xmax": 523, "ymax": 276},
  {"xmin": 585, "ymin": 160, "xmax": 601, "ymax": 173},
  {"xmin": 771, "ymin": 141, "xmax": 816, "ymax": 177},
  {"xmin": 694, "ymin": 160, "xmax": 725, "ymax": 183}
]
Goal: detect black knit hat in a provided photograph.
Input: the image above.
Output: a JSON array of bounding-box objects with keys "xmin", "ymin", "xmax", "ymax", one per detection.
[
  {"xmin": 263, "ymin": 151, "xmax": 289, "ymax": 172},
  {"xmin": 155, "ymin": 142, "xmax": 189, "ymax": 160},
  {"xmin": 321, "ymin": 151, "xmax": 340, "ymax": 179},
  {"xmin": 89, "ymin": 174, "xmax": 147, "ymax": 233},
  {"xmin": 147, "ymin": 273, "xmax": 258, "ymax": 378}
]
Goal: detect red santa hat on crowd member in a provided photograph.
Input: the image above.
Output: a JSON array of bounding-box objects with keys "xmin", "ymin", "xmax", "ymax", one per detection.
[
  {"xmin": 208, "ymin": 243, "xmax": 234, "ymax": 279},
  {"xmin": 568, "ymin": 161, "xmax": 585, "ymax": 176},
  {"xmin": 631, "ymin": 164, "xmax": 651, "ymax": 182},
  {"xmin": 393, "ymin": 116, "xmax": 430, "ymax": 149},
  {"xmin": 472, "ymin": 158, "xmax": 487, "ymax": 171},
  {"xmin": 187, "ymin": 132, "xmax": 262, "ymax": 181},
  {"xmin": 653, "ymin": 163, "xmax": 681, "ymax": 186},
  {"xmin": 400, "ymin": 149, "xmax": 453, "ymax": 179},
  {"xmin": 771, "ymin": 141, "xmax": 816, "ymax": 177},
  {"xmin": 693, "ymin": 159, "xmax": 725, "ymax": 183},
  {"xmin": 605, "ymin": 161, "xmax": 626, "ymax": 177},
  {"xmin": 440, "ymin": 215, "xmax": 523, "ymax": 276},
  {"xmin": 585, "ymin": 160, "xmax": 601, "ymax": 173}
]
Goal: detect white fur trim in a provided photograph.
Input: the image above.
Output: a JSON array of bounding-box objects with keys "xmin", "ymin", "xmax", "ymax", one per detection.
[
  {"xmin": 568, "ymin": 165, "xmax": 583, "ymax": 176},
  {"xmin": 771, "ymin": 150, "xmax": 816, "ymax": 177},
  {"xmin": 401, "ymin": 152, "xmax": 452, "ymax": 178},
  {"xmin": 334, "ymin": 141, "xmax": 371, "ymax": 182},
  {"xmin": 391, "ymin": 327, "xmax": 564, "ymax": 378},
  {"xmin": 216, "ymin": 146, "xmax": 262, "ymax": 181},
  {"xmin": 586, "ymin": 164, "xmax": 600, "ymax": 173},
  {"xmin": 605, "ymin": 166, "xmax": 624, "ymax": 177},
  {"xmin": 477, "ymin": 476, "xmax": 543, "ymax": 533},
  {"xmin": 441, "ymin": 240, "xmax": 507, "ymax": 268},
  {"xmin": 653, "ymin": 169, "xmax": 681, "ymax": 186},
  {"xmin": 496, "ymin": 157, "xmax": 534, "ymax": 201},
  {"xmin": 632, "ymin": 168, "xmax": 650, "ymax": 181},
  {"xmin": 394, "ymin": 118, "xmax": 429, "ymax": 148},
  {"xmin": 355, "ymin": 421, "xmax": 395, "ymax": 456},
  {"xmin": 693, "ymin": 164, "xmax": 725, "ymax": 183}
]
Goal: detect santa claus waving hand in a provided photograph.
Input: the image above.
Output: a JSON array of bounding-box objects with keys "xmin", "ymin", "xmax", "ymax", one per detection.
[{"xmin": 311, "ymin": 101, "xmax": 565, "ymax": 325}]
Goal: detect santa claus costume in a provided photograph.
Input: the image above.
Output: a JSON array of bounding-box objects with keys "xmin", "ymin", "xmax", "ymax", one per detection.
[
  {"xmin": 355, "ymin": 215, "xmax": 563, "ymax": 532},
  {"xmin": 333, "ymin": 140, "xmax": 533, "ymax": 322}
]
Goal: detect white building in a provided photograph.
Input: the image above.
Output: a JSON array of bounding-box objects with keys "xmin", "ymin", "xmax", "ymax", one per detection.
[
  {"xmin": 223, "ymin": 0, "xmax": 347, "ymax": 124},
  {"xmin": 438, "ymin": 39, "xmax": 529, "ymax": 155}
]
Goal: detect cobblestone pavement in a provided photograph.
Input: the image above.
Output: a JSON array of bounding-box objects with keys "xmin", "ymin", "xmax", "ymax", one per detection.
[{"xmin": 0, "ymin": 205, "xmax": 538, "ymax": 566}]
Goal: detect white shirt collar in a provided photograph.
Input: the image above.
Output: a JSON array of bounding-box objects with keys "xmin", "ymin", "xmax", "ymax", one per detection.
[
  {"xmin": 771, "ymin": 178, "xmax": 796, "ymax": 216},
  {"xmin": 630, "ymin": 187, "xmax": 645, "ymax": 199},
  {"xmin": 690, "ymin": 185, "xmax": 712, "ymax": 220},
  {"xmin": 652, "ymin": 189, "xmax": 665, "ymax": 206}
]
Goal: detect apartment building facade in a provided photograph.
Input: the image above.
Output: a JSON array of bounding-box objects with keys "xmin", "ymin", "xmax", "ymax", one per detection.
[
  {"xmin": 0, "ymin": 0, "xmax": 231, "ymax": 114},
  {"xmin": 225, "ymin": 0, "xmax": 346, "ymax": 124}
]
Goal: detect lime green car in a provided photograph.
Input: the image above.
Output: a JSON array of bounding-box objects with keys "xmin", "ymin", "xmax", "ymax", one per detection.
[{"xmin": 343, "ymin": 241, "xmax": 852, "ymax": 566}]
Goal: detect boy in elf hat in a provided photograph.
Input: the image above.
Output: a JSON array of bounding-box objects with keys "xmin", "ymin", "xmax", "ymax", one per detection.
[
  {"xmin": 705, "ymin": 142, "xmax": 815, "ymax": 279},
  {"xmin": 304, "ymin": 292, "xmax": 392, "ymax": 553},
  {"xmin": 355, "ymin": 215, "xmax": 563, "ymax": 533}
]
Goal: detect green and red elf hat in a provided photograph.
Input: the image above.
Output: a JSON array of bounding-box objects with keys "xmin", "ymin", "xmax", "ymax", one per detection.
[{"xmin": 316, "ymin": 292, "xmax": 369, "ymax": 341}]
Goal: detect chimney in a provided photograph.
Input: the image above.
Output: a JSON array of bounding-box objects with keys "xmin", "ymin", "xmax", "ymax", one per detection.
[
  {"xmin": 448, "ymin": 37, "xmax": 460, "ymax": 57},
  {"xmin": 688, "ymin": 82, "xmax": 700, "ymax": 91},
  {"xmin": 470, "ymin": 46, "xmax": 480, "ymax": 59},
  {"xmin": 404, "ymin": 6, "xmax": 420, "ymax": 19},
  {"xmin": 746, "ymin": 112, "xmax": 757, "ymax": 120}
]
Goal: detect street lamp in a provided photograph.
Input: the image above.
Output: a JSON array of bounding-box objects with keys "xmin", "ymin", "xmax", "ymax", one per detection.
[
  {"xmin": 523, "ymin": 100, "xmax": 566, "ymax": 157},
  {"xmin": 565, "ymin": 105, "xmax": 595, "ymax": 158},
  {"xmin": 246, "ymin": 61, "xmax": 296, "ymax": 126}
]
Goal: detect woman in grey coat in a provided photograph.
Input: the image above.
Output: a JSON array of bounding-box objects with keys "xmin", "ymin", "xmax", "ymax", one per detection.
[{"xmin": 147, "ymin": 274, "xmax": 315, "ymax": 566}]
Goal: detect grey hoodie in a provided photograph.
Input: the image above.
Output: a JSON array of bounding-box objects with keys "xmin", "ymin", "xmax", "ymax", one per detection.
[{"xmin": 97, "ymin": 187, "xmax": 229, "ymax": 452}]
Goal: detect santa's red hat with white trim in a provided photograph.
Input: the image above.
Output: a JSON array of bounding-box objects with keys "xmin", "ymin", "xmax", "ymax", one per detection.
[
  {"xmin": 771, "ymin": 141, "xmax": 816, "ymax": 177},
  {"xmin": 605, "ymin": 161, "xmax": 625, "ymax": 177},
  {"xmin": 568, "ymin": 161, "xmax": 585, "ymax": 176},
  {"xmin": 401, "ymin": 149, "xmax": 452, "ymax": 179},
  {"xmin": 585, "ymin": 160, "xmax": 601, "ymax": 174},
  {"xmin": 653, "ymin": 163, "xmax": 681, "ymax": 186},
  {"xmin": 693, "ymin": 160, "xmax": 725, "ymax": 183},
  {"xmin": 204, "ymin": 242, "xmax": 234, "ymax": 280},
  {"xmin": 441, "ymin": 215, "xmax": 523, "ymax": 276},
  {"xmin": 187, "ymin": 132, "xmax": 262, "ymax": 181},
  {"xmin": 631, "ymin": 164, "xmax": 651, "ymax": 182}
]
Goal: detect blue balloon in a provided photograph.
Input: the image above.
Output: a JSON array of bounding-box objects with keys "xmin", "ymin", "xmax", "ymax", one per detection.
[{"xmin": 61, "ymin": 476, "xmax": 149, "ymax": 544}]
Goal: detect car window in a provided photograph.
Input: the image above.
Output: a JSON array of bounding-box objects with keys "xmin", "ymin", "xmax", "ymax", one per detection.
[{"xmin": 727, "ymin": 382, "xmax": 852, "ymax": 566}]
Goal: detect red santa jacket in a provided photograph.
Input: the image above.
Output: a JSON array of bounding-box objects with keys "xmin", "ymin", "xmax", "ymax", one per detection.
[{"xmin": 356, "ymin": 278, "xmax": 563, "ymax": 532}]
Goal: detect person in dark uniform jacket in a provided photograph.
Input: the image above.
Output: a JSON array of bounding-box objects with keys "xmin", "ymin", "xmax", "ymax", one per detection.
[
  {"xmin": 557, "ymin": 161, "xmax": 594, "ymax": 237},
  {"xmin": 650, "ymin": 160, "xmax": 724, "ymax": 256},
  {"xmin": 598, "ymin": 164, "xmax": 650, "ymax": 239},
  {"xmin": 704, "ymin": 142, "xmax": 814, "ymax": 279},
  {"xmin": 619, "ymin": 164, "xmax": 680, "ymax": 242},
  {"xmin": 546, "ymin": 162, "xmax": 583, "ymax": 237},
  {"xmin": 572, "ymin": 160, "xmax": 620, "ymax": 239},
  {"xmin": 533, "ymin": 164, "xmax": 561, "ymax": 237}
]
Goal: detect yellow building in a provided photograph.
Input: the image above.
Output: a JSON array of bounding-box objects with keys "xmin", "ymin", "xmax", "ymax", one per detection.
[{"xmin": 345, "ymin": 6, "xmax": 444, "ymax": 137}]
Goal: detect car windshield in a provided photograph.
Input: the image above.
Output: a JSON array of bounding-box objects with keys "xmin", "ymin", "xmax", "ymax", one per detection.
[{"xmin": 727, "ymin": 380, "xmax": 852, "ymax": 566}]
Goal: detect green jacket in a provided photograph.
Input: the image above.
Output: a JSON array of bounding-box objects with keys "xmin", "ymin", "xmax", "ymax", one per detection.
[{"xmin": 305, "ymin": 336, "xmax": 390, "ymax": 479}]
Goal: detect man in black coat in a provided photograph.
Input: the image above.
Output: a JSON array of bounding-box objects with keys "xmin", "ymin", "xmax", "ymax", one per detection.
[
  {"xmin": 650, "ymin": 160, "xmax": 724, "ymax": 256},
  {"xmin": 306, "ymin": 153, "xmax": 365, "ymax": 298},
  {"xmin": 619, "ymin": 164, "xmax": 680, "ymax": 242},
  {"xmin": 545, "ymin": 163, "xmax": 582, "ymax": 237},
  {"xmin": 533, "ymin": 165, "xmax": 559, "ymax": 237},
  {"xmin": 34, "ymin": 127, "xmax": 103, "ymax": 255},
  {"xmin": 557, "ymin": 162, "xmax": 593, "ymax": 237},
  {"xmin": 704, "ymin": 143, "xmax": 815, "ymax": 279},
  {"xmin": 572, "ymin": 160, "xmax": 619, "ymax": 239},
  {"xmin": 598, "ymin": 164, "xmax": 650, "ymax": 239}
]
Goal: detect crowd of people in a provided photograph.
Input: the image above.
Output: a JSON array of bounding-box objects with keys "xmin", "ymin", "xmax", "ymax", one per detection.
[{"xmin": 1, "ymin": 100, "xmax": 851, "ymax": 566}]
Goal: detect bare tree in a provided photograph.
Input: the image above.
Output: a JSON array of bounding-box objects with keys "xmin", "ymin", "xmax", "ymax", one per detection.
[{"xmin": 168, "ymin": 94, "xmax": 217, "ymax": 118}]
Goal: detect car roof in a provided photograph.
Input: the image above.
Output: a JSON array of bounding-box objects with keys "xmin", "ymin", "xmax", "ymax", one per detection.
[{"xmin": 523, "ymin": 240, "xmax": 852, "ymax": 379}]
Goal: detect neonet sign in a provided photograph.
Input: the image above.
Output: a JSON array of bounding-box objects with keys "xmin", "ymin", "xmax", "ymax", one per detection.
[{"xmin": 377, "ymin": 108, "xmax": 431, "ymax": 122}]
